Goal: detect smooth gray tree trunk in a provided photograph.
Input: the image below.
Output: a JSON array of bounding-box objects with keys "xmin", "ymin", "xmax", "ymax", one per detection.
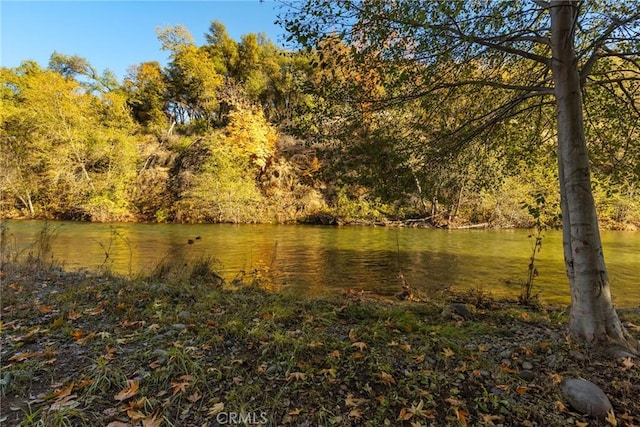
[{"xmin": 550, "ymin": 1, "xmax": 637, "ymax": 352}]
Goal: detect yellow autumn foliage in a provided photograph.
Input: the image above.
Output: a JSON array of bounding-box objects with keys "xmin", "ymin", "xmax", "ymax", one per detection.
[{"xmin": 224, "ymin": 106, "xmax": 277, "ymax": 169}]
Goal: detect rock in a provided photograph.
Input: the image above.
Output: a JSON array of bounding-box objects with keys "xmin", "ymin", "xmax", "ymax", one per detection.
[
  {"xmin": 606, "ymin": 346, "xmax": 637, "ymax": 359},
  {"xmin": 441, "ymin": 303, "xmax": 474, "ymax": 320},
  {"xmin": 522, "ymin": 361, "xmax": 533, "ymax": 370},
  {"xmin": 569, "ymin": 350, "xmax": 586, "ymax": 361},
  {"xmin": 171, "ymin": 323, "xmax": 187, "ymax": 330},
  {"xmin": 464, "ymin": 344, "xmax": 478, "ymax": 351},
  {"xmin": 178, "ymin": 310, "xmax": 192, "ymax": 320},
  {"xmin": 561, "ymin": 378, "xmax": 613, "ymax": 419},
  {"xmin": 519, "ymin": 370, "xmax": 535, "ymax": 381},
  {"xmin": 265, "ymin": 365, "xmax": 278, "ymax": 375}
]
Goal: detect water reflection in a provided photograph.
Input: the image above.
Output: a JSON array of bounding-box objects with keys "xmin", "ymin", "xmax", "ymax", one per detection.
[{"xmin": 3, "ymin": 220, "xmax": 638, "ymax": 307}]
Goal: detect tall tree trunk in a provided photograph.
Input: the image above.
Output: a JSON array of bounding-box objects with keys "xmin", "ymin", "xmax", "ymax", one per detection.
[{"xmin": 550, "ymin": 1, "xmax": 637, "ymax": 352}]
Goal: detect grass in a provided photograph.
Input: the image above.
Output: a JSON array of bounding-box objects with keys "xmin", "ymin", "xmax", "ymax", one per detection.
[{"xmin": 1, "ymin": 256, "xmax": 639, "ymax": 426}]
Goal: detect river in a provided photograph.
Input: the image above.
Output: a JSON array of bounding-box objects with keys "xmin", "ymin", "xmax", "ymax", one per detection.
[{"xmin": 2, "ymin": 220, "xmax": 638, "ymax": 307}]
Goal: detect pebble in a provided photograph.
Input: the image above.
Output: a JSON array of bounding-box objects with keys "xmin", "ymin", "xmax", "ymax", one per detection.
[
  {"xmin": 519, "ymin": 370, "xmax": 535, "ymax": 381},
  {"xmin": 172, "ymin": 323, "xmax": 187, "ymax": 330},
  {"xmin": 569, "ymin": 350, "xmax": 586, "ymax": 361},
  {"xmin": 265, "ymin": 365, "xmax": 278, "ymax": 375},
  {"xmin": 561, "ymin": 378, "xmax": 612, "ymax": 419},
  {"xmin": 522, "ymin": 361, "xmax": 533, "ymax": 370},
  {"xmin": 441, "ymin": 303, "xmax": 474, "ymax": 320}
]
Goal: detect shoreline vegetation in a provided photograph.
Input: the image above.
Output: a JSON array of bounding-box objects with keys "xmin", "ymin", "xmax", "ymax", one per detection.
[
  {"xmin": 2, "ymin": 24, "xmax": 639, "ymax": 231},
  {"xmin": 1, "ymin": 250, "xmax": 639, "ymax": 426}
]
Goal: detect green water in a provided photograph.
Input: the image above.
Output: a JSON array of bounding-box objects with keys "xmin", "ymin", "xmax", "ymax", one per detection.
[{"xmin": 2, "ymin": 220, "xmax": 638, "ymax": 307}]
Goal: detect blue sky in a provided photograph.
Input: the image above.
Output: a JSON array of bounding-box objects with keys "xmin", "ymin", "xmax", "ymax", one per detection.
[{"xmin": 1, "ymin": 0, "xmax": 287, "ymax": 80}]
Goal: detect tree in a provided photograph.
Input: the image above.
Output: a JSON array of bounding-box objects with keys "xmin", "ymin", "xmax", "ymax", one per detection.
[{"xmin": 282, "ymin": 0, "xmax": 640, "ymax": 353}]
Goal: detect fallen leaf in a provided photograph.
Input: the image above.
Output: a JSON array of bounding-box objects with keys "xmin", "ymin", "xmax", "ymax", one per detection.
[
  {"xmin": 606, "ymin": 409, "xmax": 618, "ymax": 426},
  {"xmin": 351, "ymin": 341, "xmax": 367, "ymax": 351},
  {"xmin": 456, "ymin": 408, "xmax": 469, "ymax": 426},
  {"xmin": 8, "ymin": 351, "xmax": 43, "ymax": 362},
  {"xmin": 398, "ymin": 407, "xmax": 414, "ymax": 421},
  {"xmin": 39, "ymin": 304, "xmax": 54, "ymax": 313},
  {"xmin": 348, "ymin": 408, "xmax": 363, "ymax": 419},
  {"xmin": 106, "ymin": 422, "xmax": 130, "ymax": 427},
  {"xmin": 621, "ymin": 357, "xmax": 634, "ymax": 371},
  {"xmin": 114, "ymin": 380, "xmax": 139, "ymax": 401},
  {"xmin": 141, "ymin": 412, "xmax": 163, "ymax": 427},
  {"xmin": 85, "ymin": 306, "xmax": 104, "ymax": 316},
  {"xmin": 53, "ymin": 382, "xmax": 74, "ymax": 400},
  {"xmin": 170, "ymin": 380, "xmax": 189, "ymax": 395},
  {"xmin": 126, "ymin": 408, "xmax": 146, "ymax": 421},
  {"xmin": 345, "ymin": 394, "xmax": 366, "ymax": 407},
  {"xmin": 286, "ymin": 372, "xmax": 307, "ymax": 381},
  {"xmin": 442, "ymin": 347, "xmax": 455, "ymax": 358},
  {"xmin": 288, "ymin": 408, "xmax": 302, "ymax": 416},
  {"xmin": 515, "ymin": 385, "xmax": 528, "ymax": 395},
  {"xmin": 187, "ymin": 391, "xmax": 202, "ymax": 403},
  {"xmin": 67, "ymin": 310, "xmax": 82, "ymax": 320},
  {"xmin": 378, "ymin": 372, "xmax": 396, "ymax": 384},
  {"xmin": 208, "ymin": 402, "xmax": 225, "ymax": 416}
]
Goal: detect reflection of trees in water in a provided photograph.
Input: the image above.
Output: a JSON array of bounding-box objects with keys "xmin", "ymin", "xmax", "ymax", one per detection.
[{"xmin": 6, "ymin": 221, "xmax": 637, "ymax": 306}]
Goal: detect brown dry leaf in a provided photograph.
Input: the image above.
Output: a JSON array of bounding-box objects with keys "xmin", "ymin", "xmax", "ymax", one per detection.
[
  {"xmin": 208, "ymin": 402, "xmax": 225, "ymax": 416},
  {"xmin": 348, "ymin": 328, "xmax": 357, "ymax": 342},
  {"xmin": 499, "ymin": 363, "xmax": 517, "ymax": 374},
  {"xmin": 319, "ymin": 368, "xmax": 337, "ymax": 377},
  {"xmin": 328, "ymin": 349, "xmax": 341, "ymax": 358},
  {"xmin": 398, "ymin": 407, "xmax": 413, "ymax": 421},
  {"xmin": 8, "ymin": 351, "xmax": 43, "ymax": 362},
  {"xmin": 515, "ymin": 385, "xmax": 528, "ymax": 395},
  {"xmin": 621, "ymin": 357, "xmax": 634, "ymax": 371},
  {"xmin": 606, "ymin": 410, "xmax": 618, "ymax": 426},
  {"xmin": 288, "ymin": 408, "xmax": 302, "ymax": 416},
  {"xmin": 71, "ymin": 330, "xmax": 84, "ymax": 341},
  {"xmin": 187, "ymin": 391, "xmax": 202, "ymax": 403},
  {"xmin": 345, "ymin": 394, "xmax": 366, "ymax": 407},
  {"xmin": 126, "ymin": 408, "xmax": 146, "ymax": 421},
  {"xmin": 103, "ymin": 345, "xmax": 118, "ymax": 361},
  {"xmin": 114, "ymin": 380, "xmax": 139, "ymax": 401},
  {"xmin": 351, "ymin": 341, "xmax": 367, "ymax": 351},
  {"xmin": 170, "ymin": 380, "xmax": 189, "ymax": 395},
  {"xmin": 141, "ymin": 412, "xmax": 163, "ymax": 427},
  {"xmin": 286, "ymin": 372, "xmax": 307, "ymax": 381},
  {"xmin": 456, "ymin": 408, "xmax": 469, "ymax": 426},
  {"xmin": 352, "ymin": 351, "xmax": 365, "ymax": 360},
  {"xmin": 348, "ymin": 408, "xmax": 364, "ymax": 419},
  {"xmin": 576, "ymin": 422, "xmax": 590, "ymax": 427},
  {"xmin": 550, "ymin": 373, "xmax": 563, "ymax": 385},
  {"xmin": 106, "ymin": 422, "xmax": 130, "ymax": 427},
  {"xmin": 67, "ymin": 310, "xmax": 82, "ymax": 320},
  {"xmin": 554, "ymin": 400, "xmax": 566, "ymax": 412},
  {"xmin": 149, "ymin": 361, "xmax": 162, "ymax": 370},
  {"xmin": 53, "ymin": 382, "xmax": 74, "ymax": 400},
  {"xmin": 442, "ymin": 347, "xmax": 455, "ymax": 358},
  {"xmin": 413, "ymin": 354, "xmax": 425, "ymax": 363},
  {"xmin": 478, "ymin": 344, "xmax": 491, "ymax": 352},
  {"xmin": 39, "ymin": 304, "xmax": 54, "ymax": 313},
  {"xmin": 378, "ymin": 372, "xmax": 396, "ymax": 384},
  {"xmin": 481, "ymin": 414, "xmax": 503, "ymax": 424},
  {"xmin": 85, "ymin": 306, "xmax": 104, "ymax": 316}
]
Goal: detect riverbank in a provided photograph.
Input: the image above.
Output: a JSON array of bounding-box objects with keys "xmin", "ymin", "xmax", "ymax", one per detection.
[{"xmin": 1, "ymin": 261, "xmax": 639, "ymax": 426}]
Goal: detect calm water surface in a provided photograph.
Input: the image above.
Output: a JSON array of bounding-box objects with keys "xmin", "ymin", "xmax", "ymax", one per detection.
[{"xmin": 3, "ymin": 220, "xmax": 639, "ymax": 307}]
